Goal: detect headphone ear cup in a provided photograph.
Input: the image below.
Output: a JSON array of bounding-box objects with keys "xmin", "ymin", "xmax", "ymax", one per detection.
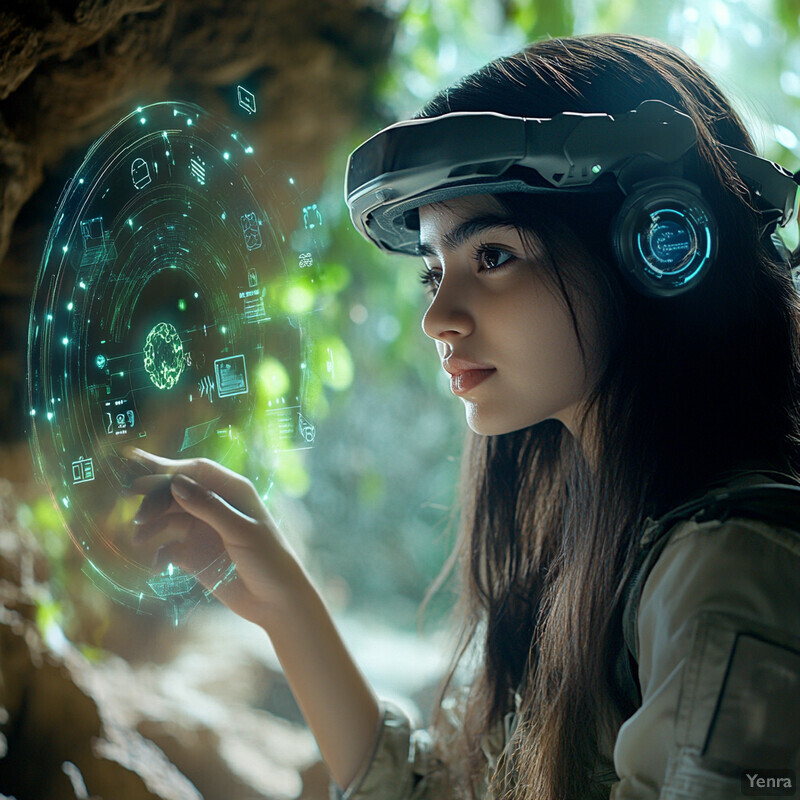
[{"xmin": 611, "ymin": 179, "xmax": 718, "ymax": 298}]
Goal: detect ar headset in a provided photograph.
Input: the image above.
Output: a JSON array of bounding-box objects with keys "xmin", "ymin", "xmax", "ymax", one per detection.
[{"xmin": 345, "ymin": 99, "xmax": 800, "ymax": 298}]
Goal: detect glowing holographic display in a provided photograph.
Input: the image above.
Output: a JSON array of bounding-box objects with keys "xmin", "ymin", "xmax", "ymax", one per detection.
[
  {"xmin": 299, "ymin": 252, "xmax": 313, "ymax": 268},
  {"xmin": 103, "ymin": 396, "xmax": 136, "ymax": 437},
  {"xmin": 240, "ymin": 211, "xmax": 262, "ymax": 250},
  {"xmin": 237, "ymin": 86, "xmax": 256, "ymax": 115},
  {"xmin": 72, "ymin": 457, "xmax": 95, "ymax": 484},
  {"xmin": 214, "ymin": 354, "xmax": 248, "ymax": 398},
  {"xmin": 243, "ymin": 294, "xmax": 267, "ymax": 323},
  {"xmin": 190, "ymin": 155, "xmax": 206, "ymax": 185},
  {"xmin": 298, "ymin": 411, "xmax": 316, "ymax": 443},
  {"xmin": 131, "ymin": 157, "xmax": 152, "ymax": 189},
  {"xmin": 198, "ymin": 374, "xmax": 215, "ymax": 401},
  {"xmin": 27, "ymin": 100, "xmax": 320, "ymax": 623},
  {"xmin": 80, "ymin": 217, "xmax": 105, "ymax": 249},
  {"xmin": 302, "ymin": 204, "xmax": 322, "ymax": 230},
  {"xmin": 143, "ymin": 322, "xmax": 185, "ymax": 390}
]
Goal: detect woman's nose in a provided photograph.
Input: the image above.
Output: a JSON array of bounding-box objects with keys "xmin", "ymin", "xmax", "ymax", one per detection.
[{"xmin": 421, "ymin": 272, "xmax": 474, "ymax": 342}]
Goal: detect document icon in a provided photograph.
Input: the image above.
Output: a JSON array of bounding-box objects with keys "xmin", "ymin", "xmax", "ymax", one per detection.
[
  {"xmin": 240, "ymin": 212, "xmax": 262, "ymax": 251},
  {"xmin": 72, "ymin": 457, "xmax": 95, "ymax": 484},
  {"xmin": 214, "ymin": 355, "xmax": 249, "ymax": 398}
]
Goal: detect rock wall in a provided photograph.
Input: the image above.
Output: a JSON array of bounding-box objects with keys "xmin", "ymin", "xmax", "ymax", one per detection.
[{"xmin": 0, "ymin": 477, "xmax": 329, "ymax": 800}]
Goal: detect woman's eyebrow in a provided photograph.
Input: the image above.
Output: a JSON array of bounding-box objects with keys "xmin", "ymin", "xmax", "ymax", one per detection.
[{"xmin": 418, "ymin": 214, "xmax": 518, "ymax": 256}]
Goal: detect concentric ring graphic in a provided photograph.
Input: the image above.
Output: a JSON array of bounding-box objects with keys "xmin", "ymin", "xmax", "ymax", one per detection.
[{"xmin": 27, "ymin": 101, "xmax": 322, "ymax": 620}]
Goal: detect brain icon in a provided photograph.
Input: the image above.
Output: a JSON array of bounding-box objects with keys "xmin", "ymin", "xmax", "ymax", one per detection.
[{"xmin": 143, "ymin": 322, "xmax": 185, "ymax": 390}]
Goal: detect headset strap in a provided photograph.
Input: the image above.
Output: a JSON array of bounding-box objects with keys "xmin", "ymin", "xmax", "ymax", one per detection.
[{"xmin": 616, "ymin": 481, "xmax": 800, "ymax": 708}]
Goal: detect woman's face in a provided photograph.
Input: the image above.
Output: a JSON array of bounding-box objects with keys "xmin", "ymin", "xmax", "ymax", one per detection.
[{"xmin": 419, "ymin": 194, "xmax": 607, "ymax": 437}]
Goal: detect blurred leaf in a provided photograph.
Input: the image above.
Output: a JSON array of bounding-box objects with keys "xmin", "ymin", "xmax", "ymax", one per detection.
[
  {"xmin": 507, "ymin": 0, "xmax": 575, "ymax": 39},
  {"xmin": 275, "ymin": 451, "xmax": 311, "ymax": 498}
]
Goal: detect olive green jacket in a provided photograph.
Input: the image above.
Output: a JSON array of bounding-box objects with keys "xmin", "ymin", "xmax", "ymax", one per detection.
[{"xmin": 331, "ymin": 471, "xmax": 800, "ymax": 799}]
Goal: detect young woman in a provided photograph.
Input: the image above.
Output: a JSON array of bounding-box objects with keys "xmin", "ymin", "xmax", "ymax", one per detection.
[{"xmin": 128, "ymin": 33, "xmax": 800, "ymax": 800}]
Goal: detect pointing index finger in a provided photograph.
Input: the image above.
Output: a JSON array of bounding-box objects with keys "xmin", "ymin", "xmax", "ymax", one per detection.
[{"xmin": 123, "ymin": 447, "xmax": 267, "ymax": 521}]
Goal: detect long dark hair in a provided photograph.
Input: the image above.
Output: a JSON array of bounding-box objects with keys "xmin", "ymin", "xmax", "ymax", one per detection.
[{"xmin": 416, "ymin": 33, "xmax": 800, "ymax": 800}]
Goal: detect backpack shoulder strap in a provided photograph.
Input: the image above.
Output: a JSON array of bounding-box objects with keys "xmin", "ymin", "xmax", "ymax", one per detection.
[{"xmin": 617, "ymin": 481, "xmax": 800, "ymax": 708}]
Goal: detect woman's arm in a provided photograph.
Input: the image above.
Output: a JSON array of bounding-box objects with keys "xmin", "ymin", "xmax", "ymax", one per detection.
[
  {"xmin": 125, "ymin": 449, "xmax": 381, "ymax": 792},
  {"xmin": 261, "ymin": 557, "xmax": 383, "ymax": 792}
]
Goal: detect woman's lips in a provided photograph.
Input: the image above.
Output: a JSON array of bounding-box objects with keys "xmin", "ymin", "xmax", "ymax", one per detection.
[{"xmin": 450, "ymin": 368, "xmax": 496, "ymax": 395}]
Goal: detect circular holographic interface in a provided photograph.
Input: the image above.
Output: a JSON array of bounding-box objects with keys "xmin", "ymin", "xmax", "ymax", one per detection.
[
  {"xmin": 27, "ymin": 101, "xmax": 323, "ymax": 621},
  {"xmin": 646, "ymin": 216, "xmax": 695, "ymax": 270}
]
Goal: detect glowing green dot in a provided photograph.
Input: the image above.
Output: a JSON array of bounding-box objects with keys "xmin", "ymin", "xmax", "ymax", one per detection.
[
  {"xmin": 78, "ymin": 178, "xmax": 84, "ymax": 184},
  {"xmin": 62, "ymin": 337, "xmax": 69, "ymax": 346},
  {"xmin": 223, "ymin": 152, "xmax": 230, "ymax": 160},
  {"xmin": 67, "ymin": 302, "xmax": 73, "ymax": 311},
  {"xmin": 47, "ymin": 411, "xmax": 53, "ymax": 420},
  {"xmin": 95, "ymin": 354, "xmax": 106, "ymax": 369},
  {"xmin": 47, "ymin": 314, "xmax": 53, "ymax": 321},
  {"xmin": 220, "ymin": 326, "xmax": 227, "ymax": 334},
  {"xmin": 29, "ymin": 408, "xmax": 36, "ymax": 416},
  {"xmin": 140, "ymin": 117, "xmax": 146, "ymax": 125},
  {"xmin": 592, "ymin": 164, "xmax": 602, "ymax": 174},
  {"xmin": 178, "ymin": 298, "xmax": 186, "ymax": 311},
  {"xmin": 289, "ymin": 177, "xmax": 295, "ymax": 185},
  {"xmin": 79, "ymin": 281, "xmax": 86, "ymax": 289},
  {"xmin": 245, "ymin": 146, "xmax": 253, "ymax": 154},
  {"xmin": 62, "ymin": 497, "xmax": 69, "ymax": 508},
  {"xmin": 186, "ymin": 118, "xmax": 193, "ymax": 126},
  {"xmin": 62, "ymin": 245, "xmax": 68, "ymax": 253}
]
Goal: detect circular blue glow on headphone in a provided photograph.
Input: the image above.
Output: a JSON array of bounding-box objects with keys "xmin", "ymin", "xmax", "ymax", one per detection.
[
  {"xmin": 642, "ymin": 209, "xmax": 697, "ymax": 273},
  {"xmin": 613, "ymin": 180, "xmax": 718, "ymax": 297}
]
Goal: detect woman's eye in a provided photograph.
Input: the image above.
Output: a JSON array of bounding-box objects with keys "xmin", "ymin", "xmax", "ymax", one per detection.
[
  {"xmin": 419, "ymin": 267, "xmax": 441, "ymax": 293},
  {"xmin": 477, "ymin": 247, "xmax": 514, "ymax": 270}
]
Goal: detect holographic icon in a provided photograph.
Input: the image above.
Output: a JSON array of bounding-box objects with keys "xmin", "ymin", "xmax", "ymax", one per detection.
[
  {"xmin": 237, "ymin": 86, "xmax": 256, "ymax": 115},
  {"xmin": 302, "ymin": 204, "xmax": 322, "ymax": 230},
  {"xmin": 180, "ymin": 417, "xmax": 220, "ymax": 451},
  {"xmin": 103, "ymin": 396, "xmax": 136, "ymax": 436},
  {"xmin": 147, "ymin": 562, "xmax": 196, "ymax": 597},
  {"xmin": 240, "ymin": 211, "xmax": 262, "ymax": 250},
  {"xmin": 214, "ymin": 354, "xmax": 248, "ymax": 398},
  {"xmin": 143, "ymin": 322, "xmax": 185, "ymax": 390},
  {"xmin": 131, "ymin": 157, "xmax": 152, "ymax": 190},
  {"xmin": 248, "ymin": 267, "xmax": 258, "ymax": 287},
  {"xmin": 80, "ymin": 217, "xmax": 105, "ymax": 250},
  {"xmin": 266, "ymin": 407, "xmax": 295, "ymax": 444},
  {"xmin": 190, "ymin": 155, "xmax": 206, "ymax": 185},
  {"xmin": 95, "ymin": 354, "xmax": 107, "ymax": 369},
  {"xmin": 72, "ymin": 457, "xmax": 95, "ymax": 484},
  {"xmin": 243, "ymin": 294, "xmax": 267, "ymax": 323},
  {"xmin": 298, "ymin": 412, "xmax": 316, "ymax": 443},
  {"xmin": 264, "ymin": 405, "xmax": 316, "ymax": 451},
  {"xmin": 198, "ymin": 374, "xmax": 215, "ymax": 402},
  {"xmin": 298, "ymin": 252, "xmax": 313, "ymax": 269}
]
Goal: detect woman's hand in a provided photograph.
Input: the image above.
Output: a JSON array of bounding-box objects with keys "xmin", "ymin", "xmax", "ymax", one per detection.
[{"xmin": 124, "ymin": 447, "xmax": 303, "ymax": 629}]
